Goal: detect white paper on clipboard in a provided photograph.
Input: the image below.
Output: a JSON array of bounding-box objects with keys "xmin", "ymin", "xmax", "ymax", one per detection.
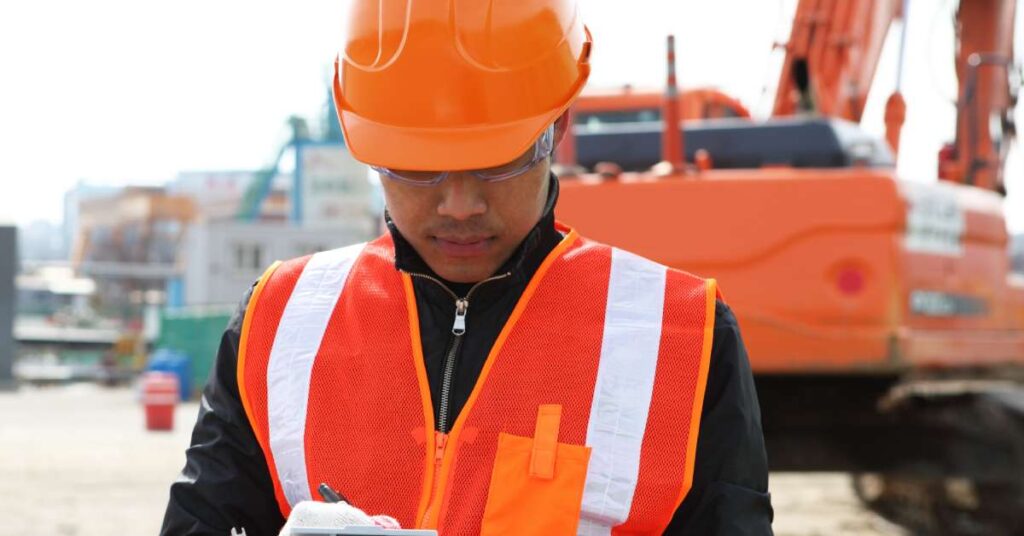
[{"xmin": 290, "ymin": 527, "xmax": 437, "ymax": 535}]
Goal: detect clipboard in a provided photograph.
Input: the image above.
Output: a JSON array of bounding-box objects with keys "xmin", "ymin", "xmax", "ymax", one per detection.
[{"xmin": 290, "ymin": 527, "xmax": 437, "ymax": 535}]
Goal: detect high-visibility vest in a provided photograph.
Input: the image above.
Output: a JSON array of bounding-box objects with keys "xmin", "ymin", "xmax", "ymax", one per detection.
[{"xmin": 238, "ymin": 226, "xmax": 719, "ymax": 535}]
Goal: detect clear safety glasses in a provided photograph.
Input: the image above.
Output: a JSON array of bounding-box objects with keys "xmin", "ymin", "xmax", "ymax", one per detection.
[{"xmin": 372, "ymin": 126, "xmax": 555, "ymax": 186}]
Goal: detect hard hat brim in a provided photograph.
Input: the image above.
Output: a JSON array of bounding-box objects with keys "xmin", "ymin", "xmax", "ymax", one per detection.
[
  {"xmin": 333, "ymin": 67, "xmax": 588, "ymax": 172},
  {"xmin": 337, "ymin": 109, "xmax": 565, "ymax": 172}
]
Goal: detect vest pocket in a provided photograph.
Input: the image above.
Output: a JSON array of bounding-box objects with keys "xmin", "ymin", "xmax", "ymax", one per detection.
[{"xmin": 480, "ymin": 406, "xmax": 591, "ymax": 536}]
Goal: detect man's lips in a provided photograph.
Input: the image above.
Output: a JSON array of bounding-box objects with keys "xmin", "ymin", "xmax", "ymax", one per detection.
[{"xmin": 432, "ymin": 235, "xmax": 494, "ymax": 257}]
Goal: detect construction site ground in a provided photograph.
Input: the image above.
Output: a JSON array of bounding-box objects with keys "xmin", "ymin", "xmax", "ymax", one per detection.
[{"xmin": 0, "ymin": 384, "xmax": 908, "ymax": 536}]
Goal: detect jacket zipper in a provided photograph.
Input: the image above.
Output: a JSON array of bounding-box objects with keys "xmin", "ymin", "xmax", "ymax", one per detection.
[
  {"xmin": 404, "ymin": 270, "xmax": 511, "ymax": 527},
  {"xmin": 437, "ymin": 299, "xmax": 466, "ymax": 434}
]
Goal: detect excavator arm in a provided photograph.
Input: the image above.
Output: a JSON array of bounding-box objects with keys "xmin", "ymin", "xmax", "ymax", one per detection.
[
  {"xmin": 772, "ymin": 0, "xmax": 903, "ymax": 122},
  {"xmin": 774, "ymin": 0, "xmax": 1018, "ymax": 195},
  {"xmin": 939, "ymin": 0, "xmax": 1019, "ymax": 193}
]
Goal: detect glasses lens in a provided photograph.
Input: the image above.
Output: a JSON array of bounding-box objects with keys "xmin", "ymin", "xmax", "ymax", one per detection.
[
  {"xmin": 376, "ymin": 168, "xmax": 445, "ymax": 184},
  {"xmin": 474, "ymin": 145, "xmax": 537, "ymax": 180},
  {"xmin": 475, "ymin": 127, "xmax": 554, "ymax": 181},
  {"xmin": 372, "ymin": 126, "xmax": 554, "ymax": 184}
]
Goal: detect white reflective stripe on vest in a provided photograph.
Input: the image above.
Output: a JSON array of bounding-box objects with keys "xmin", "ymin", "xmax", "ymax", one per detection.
[
  {"xmin": 578, "ymin": 248, "xmax": 667, "ymax": 536},
  {"xmin": 267, "ymin": 242, "xmax": 366, "ymax": 507}
]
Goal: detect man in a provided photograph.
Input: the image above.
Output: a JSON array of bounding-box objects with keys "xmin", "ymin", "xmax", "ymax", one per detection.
[{"xmin": 161, "ymin": 1, "xmax": 773, "ymax": 534}]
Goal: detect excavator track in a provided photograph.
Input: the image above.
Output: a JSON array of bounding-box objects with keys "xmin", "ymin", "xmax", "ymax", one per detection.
[{"xmin": 852, "ymin": 383, "xmax": 1024, "ymax": 535}]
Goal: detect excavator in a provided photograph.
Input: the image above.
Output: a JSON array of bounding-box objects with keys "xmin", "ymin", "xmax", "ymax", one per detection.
[{"xmin": 556, "ymin": 0, "xmax": 1022, "ymax": 533}]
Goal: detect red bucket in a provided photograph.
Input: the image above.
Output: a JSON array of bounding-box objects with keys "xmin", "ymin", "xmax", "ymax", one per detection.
[{"xmin": 142, "ymin": 371, "xmax": 180, "ymax": 431}]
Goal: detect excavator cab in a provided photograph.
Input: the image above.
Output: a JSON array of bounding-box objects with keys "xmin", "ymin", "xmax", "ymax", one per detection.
[{"xmin": 573, "ymin": 117, "xmax": 894, "ymax": 171}]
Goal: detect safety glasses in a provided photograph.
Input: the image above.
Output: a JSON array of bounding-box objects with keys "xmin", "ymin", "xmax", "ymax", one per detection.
[{"xmin": 372, "ymin": 126, "xmax": 555, "ymax": 186}]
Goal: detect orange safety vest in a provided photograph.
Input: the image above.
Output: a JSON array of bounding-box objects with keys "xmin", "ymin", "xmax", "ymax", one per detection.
[{"xmin": 238, "ymin": 226, "xmax": 719, "ymax": 535}]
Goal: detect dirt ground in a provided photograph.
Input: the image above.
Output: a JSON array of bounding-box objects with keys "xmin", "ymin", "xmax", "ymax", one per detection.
[{"xmin": 0, "ymin": 384, "xmax": 908, "ymax": 536}]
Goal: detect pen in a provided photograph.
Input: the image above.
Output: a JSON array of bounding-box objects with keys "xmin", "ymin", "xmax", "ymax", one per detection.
[{"xmin": 318, "ymin": 482, "xmax": 350, "ymax": 504}]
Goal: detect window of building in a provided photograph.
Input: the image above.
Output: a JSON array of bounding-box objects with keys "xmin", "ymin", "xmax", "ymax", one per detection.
[{"xmin": 233, "ymin": 243, "xmax": 264, "ymax": 272}]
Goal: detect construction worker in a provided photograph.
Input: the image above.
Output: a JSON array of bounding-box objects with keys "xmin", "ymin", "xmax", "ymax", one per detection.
[{"xmin": 161, "ymin": 1, "xmax": 773, "ymax": 534}]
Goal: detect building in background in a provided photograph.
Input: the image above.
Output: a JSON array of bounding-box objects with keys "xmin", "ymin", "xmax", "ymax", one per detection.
[
  {"xmin": 166, "ymin": 111, "xmax": 379, "ymax": 308},
  {"xmin": 10, "ymin": 93, "xmax": 380, "ymax": 389},
  {"xmin": 172, "ymin": 169, "xmax": 293, "ymax": 223},
  {"xmin": 33, "ymin": 100, "xmax": 380, "ymax": 391},
  {"xmin": 16, "ymin": 265, "xmax": 96, "ymax": 322},
  {"xmin": 171, "ymin": 219, "xmax": 372, "ymax": 307},
  {"xmin": 63, "ymin": 181, "xmax": 120, "ymax": 261},
  {"xmin": 61, "ymin": 153, "xmax": 378, "ymax": 312},
  {"xmin": 0, "ymin": 225, "xmax": 16, "ymax": 389},
  {"xmin": 18, "ymin": 220, "xmax": 66, "ymax": 262},
  {"xmin": 164, "ymin": 136, "xmax": 378, "ymax": 307},
  {"xmin": 292, "ymin": 141, "xmax": 375, "ymax": 227},
  {"xmin": 71, "ymin": 186, "xmax": 196, "ymax": 318},
  {"xmin": 167, "ymin": 170, "xmax": 255, "ymax": 221}
]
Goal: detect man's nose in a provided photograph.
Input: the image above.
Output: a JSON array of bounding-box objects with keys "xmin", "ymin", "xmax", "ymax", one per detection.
[{"xmin": 436, "ymin": 173, "xmax": 487, "ymax": 221}]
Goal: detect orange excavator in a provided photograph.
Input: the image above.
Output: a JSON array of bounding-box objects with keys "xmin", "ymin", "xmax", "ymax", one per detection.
[
  {"xmin": 554, "ymin": 86, "xmax": 751, "ymax": 171},
  {"xmin": 557, "ymin": 1, "xmax": 1022, "ymax": 533}
]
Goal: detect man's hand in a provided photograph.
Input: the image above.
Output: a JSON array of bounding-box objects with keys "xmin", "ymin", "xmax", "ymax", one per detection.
[{"xmin": 278, "ymin": 501, "xmax": 401, "ymax": 535}]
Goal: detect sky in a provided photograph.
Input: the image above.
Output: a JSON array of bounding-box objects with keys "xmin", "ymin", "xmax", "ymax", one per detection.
[{"xmin": 1, "ymin": 0, "xmax": 1022, "ymax": 230}]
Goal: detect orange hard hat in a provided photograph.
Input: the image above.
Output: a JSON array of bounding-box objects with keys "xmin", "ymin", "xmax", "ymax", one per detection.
[{"xmin": 333, "ymin": 0, "xmax": 592, "ymax": 171}]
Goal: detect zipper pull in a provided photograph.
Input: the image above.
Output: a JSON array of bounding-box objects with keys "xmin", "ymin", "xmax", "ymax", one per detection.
[
  {"xmin": 452, "ymin": 298, "xmax": 468, "ymax": 335},
  {"xmin": 434, "ymin": 431, "xmax": 448, "ymax": 464}
]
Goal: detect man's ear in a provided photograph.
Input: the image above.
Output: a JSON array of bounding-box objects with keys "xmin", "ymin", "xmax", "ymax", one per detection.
[{"xmin": 553, "ymin": 110, "xmax": 571, "ymax": 148}]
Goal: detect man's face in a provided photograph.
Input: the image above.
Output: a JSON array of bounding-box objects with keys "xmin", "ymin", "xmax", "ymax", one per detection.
[{"xmin": 382, "ymin": 159, "xmax": 551, "ymax": 284}]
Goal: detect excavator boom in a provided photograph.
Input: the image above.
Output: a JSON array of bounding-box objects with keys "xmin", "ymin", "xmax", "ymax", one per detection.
[
  {"xmin": 772, "ymin": 0, "xmax": 903, "ymax": 122},
  {"xmin": 940, "ymin": 0, "xmax": 1019, "ymax": 193}
]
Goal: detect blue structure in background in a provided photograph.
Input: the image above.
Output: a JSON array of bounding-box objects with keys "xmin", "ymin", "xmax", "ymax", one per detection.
[
  {"xmin": 240, "ymin": 85, "xmax": 351, "ymax": 225},
  {"xmin": 165, "ymin": 277, "xmax": 185, "ymax": 309},
  {"xmin": 146, "ymin": 348, "xmax": 192, "ymax": 401}
]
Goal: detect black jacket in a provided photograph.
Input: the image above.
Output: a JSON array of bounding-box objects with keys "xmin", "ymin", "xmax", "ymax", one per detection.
[{"xmin": 161, "ymin": 176, "xmax": 773, "ymax": 535}]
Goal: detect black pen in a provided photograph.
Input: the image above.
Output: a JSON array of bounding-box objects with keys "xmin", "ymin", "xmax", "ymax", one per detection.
[{"xmin": 318, "ymin": 482, "xmax": 350, "ymax": 504}]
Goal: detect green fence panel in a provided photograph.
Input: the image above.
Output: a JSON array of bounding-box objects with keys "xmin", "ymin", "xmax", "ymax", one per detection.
[{"xmin": 156, "ymin": 307, "xmax": 234, "ymax": 397}]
